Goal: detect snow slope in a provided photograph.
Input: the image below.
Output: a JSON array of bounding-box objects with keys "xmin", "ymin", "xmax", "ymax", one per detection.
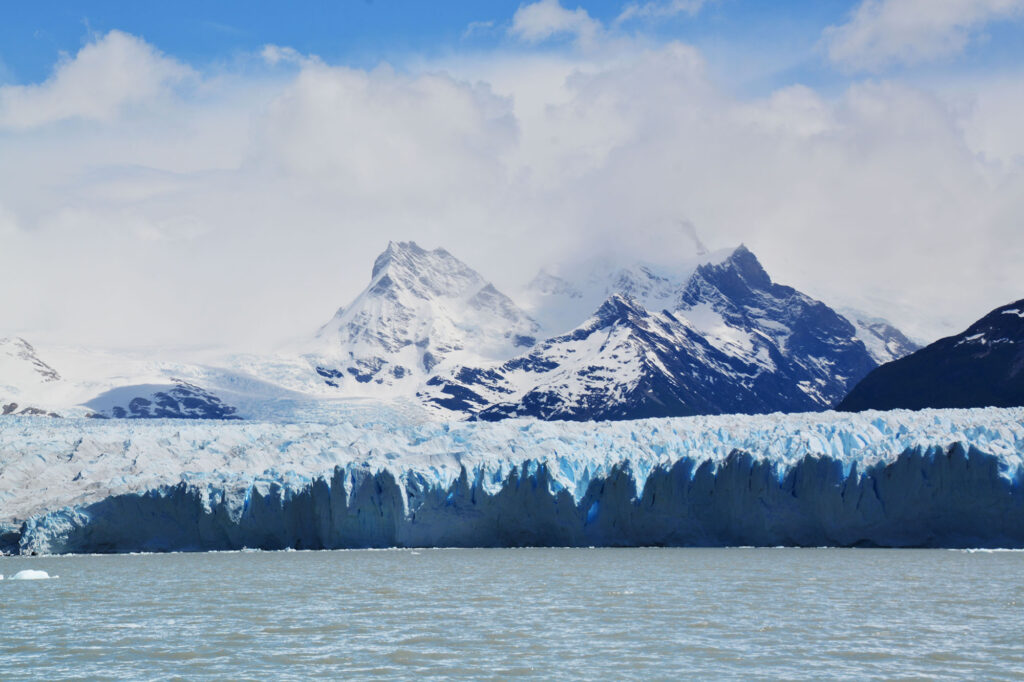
[
  {"xmin": 0, "ymin": 338, "xmax": 64, "ymax": 416},
  {"xmin": 4, "ymin": 407, "xmax": 1023, "ymax": 553},
  {"xmin": 839, "ymin": 308, "xmax": 921, "ymax": 365}
]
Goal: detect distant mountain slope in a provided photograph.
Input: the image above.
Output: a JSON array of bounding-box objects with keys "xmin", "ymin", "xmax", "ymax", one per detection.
[
  {"xmin": 0, "ymin": 337, "xmax": 61, "ymax": 384},
  {"xmin": 85, "ymin": 381, "xmax": 241, "ymax": 419},
  {"xmin": 838, "ymin": 299, "xmax": 1024, "ymax": 411},
  {"xmin": 0, "ymin": 338, "xmax": 64, "ymax": 416},
  {"xmin": 423, "ymin": 246, "xmax": 881, "ymax": 420},
  {"xmin": 839, "ymin": 309, "xmax": 920, "ymax": 365},
  {"xmin": 0, "ymin": 339, "xmax": 245, "ymax": 420},
  {"xmin": 310, "ymin": 241, "xmax": 539, "ymax": 394}
]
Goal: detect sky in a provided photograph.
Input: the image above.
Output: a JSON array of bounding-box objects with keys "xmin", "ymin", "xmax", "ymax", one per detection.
[{"xmin": 0, "ymin": 0, "xmax": 1023, "ymax": 351}]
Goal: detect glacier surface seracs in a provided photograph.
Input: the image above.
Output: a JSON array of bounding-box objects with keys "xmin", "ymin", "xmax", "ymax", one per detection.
[{"xmin": 2, "ymin": 407, "xmax": 1023, "ymax": 553}]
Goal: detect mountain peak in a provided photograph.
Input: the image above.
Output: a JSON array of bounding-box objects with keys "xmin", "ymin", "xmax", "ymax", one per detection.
[
  {"xmin": 371, "ymin": 240, "xmax": 434, "ymax": 279},
  {"xmin": 593, "ymin": 293, "xmax": 647, "ymax": 325},
  {"xmin": 720, "ymin": 244, "xmax": 772, "ymax": 289},
  {"xmin": 314, "ymin": 241, "xmax": 539, "ymax": 393},
  {"xmin": 365, "ymin": 241, "xmax": 487, "ymax": 301}
]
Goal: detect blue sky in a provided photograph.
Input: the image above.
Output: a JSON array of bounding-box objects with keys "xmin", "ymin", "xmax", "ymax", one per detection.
[
  {"xmin": 0, "ymin": 1, "xmax": 1022, "ymax": 348},
  {"xmin": 1, "ymin": 1, "xmax": 833, "ymax": 70},
  {"xmin": 3, "ymin": 1, "xmax": 1021, "ymax": 91}
]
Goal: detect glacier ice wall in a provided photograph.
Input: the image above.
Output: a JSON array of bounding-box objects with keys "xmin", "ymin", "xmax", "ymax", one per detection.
[{"xmin": 3, "ymin": 408, "xmax": 1023, "ymax": 553}]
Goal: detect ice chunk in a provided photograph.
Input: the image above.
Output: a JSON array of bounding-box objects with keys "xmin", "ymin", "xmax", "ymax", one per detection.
[{"xmin": 10, "ymin": 569, "xmax": 53, "ymax": 580}]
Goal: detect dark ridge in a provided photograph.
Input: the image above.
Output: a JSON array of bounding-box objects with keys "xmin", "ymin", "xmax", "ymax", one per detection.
[{"xmin": 839, "ymin": 299, "xmax": 1024, "ymax": 411}]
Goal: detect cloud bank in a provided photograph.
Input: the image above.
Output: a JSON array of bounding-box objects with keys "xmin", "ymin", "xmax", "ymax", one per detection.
[
  {"xmin": 0, "ymin": 30, "xmax": 192, "ymax": 130},
  {"xmin": 0, "ymin": 12, "xmax": 1022, "ymax": 350}
]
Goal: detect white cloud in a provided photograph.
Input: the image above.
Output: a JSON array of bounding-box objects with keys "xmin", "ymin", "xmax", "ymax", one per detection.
[
  {"xmin": 260, "ymin": 44, "xmax": 319, "ymax": 68},
  {"xmin": 509, "ymin": 0, "xmax": 604, "ymax": 48},
  {"xmin": 0, "ymin": 28, "xmax": 1022, "ymax": 350},
  {"xmin": 825, "ymin": 0, "xmax": 1024, "ymax": 71},
  {"xmin": 954, "ymin": 75, "xmax": 1024, "ymax": 165},
  {"xmin": 253, "ymin": 62, "xmax": 516, "ymax": 201},
  {"xmin": 463, "ymin": 20, "xmax": 497, "ymax": 39},
  {"xmin": 0, "ymin": 30, "xmax": 192, "ymax": 130},
  {"xmin": 0, "ymin": 202, "xmax": 19, "ymax": 236},
  {"xmin": 616, "ymin": 0, "xmax": 712, "ymax": 25},
  {"xmin": 733, "ymin": 85, "xmax": 837, "ymax": 137}
]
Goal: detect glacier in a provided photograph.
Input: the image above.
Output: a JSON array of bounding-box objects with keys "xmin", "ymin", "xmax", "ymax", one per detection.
[{"xmin": 2, "ymin": 407, "xmax": 1023, "ymax": 554}]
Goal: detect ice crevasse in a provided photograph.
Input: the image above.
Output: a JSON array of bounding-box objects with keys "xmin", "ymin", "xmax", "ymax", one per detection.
[{"xmin": 2, "ymin": 407, "xmax": 1023, "ymax": 554}]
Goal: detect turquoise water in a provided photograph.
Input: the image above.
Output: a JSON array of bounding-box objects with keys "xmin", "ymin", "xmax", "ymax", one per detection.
[{"xmin": 2, "ymin": 548, "xmax": 1022, "ymax": 679}]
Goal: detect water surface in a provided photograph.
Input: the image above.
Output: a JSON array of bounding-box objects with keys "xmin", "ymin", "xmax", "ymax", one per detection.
[{"xmin": 2, "ymin": 548, "xmax": 1022, "ymax": 679}]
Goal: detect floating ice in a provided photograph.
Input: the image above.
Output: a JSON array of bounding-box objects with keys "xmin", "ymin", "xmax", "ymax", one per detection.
[{"xmin": 9, "ymin": 569, "xmax": 53, "ymax": 580}]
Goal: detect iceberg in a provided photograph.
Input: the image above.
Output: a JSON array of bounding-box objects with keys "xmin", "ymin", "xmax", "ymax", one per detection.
[
  {"xmin": 9, "ymin": 569, "xmax": 53, "ymax": 580},
  {"xmin": 2, "ymin": 408, "xmax": 1023, "ymax": 554}
]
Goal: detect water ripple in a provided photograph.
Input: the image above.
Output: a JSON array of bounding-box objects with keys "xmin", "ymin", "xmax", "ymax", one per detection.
[{"xmin": 1, "ymin": 548, "xmax": 1023, "ymax": 679}]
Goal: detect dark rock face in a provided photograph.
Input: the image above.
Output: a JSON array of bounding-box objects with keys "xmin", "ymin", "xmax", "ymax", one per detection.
[
  {"xmin": 423, "ymin": 247, "xmax": 880, "ymax": 421},
  {"xmin": 839, "ymin": 299, "xmax": 1024, "ymax": 412},
  {"xmin": 680, "ymin": 246, "xmax": 878, "ymax": 408},
  {"xmin": 1, "ymin": 402, "xmax": 60, "ymax": 418}
]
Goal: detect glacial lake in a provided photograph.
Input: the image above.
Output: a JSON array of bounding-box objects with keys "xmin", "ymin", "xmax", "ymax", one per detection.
[{"xmin": 2, "ymin": 547, "xmax": 1022, "ymax": 679}]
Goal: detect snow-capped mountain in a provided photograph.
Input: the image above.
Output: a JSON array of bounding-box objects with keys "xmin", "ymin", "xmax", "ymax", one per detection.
[
  {"xmin": 839, "ymin": 298, "xmax": 1024, "ymax": 412},
  {"xmin": 423, "ymin": 293, "xmax": 798, "ymax": 420},
  {"xmin": 423, "ymin": 246, "xmax": 882, "ymax": 419},
  {"xmin": 310, "ymin": 241, "xmax": 539, "ymax": 395},
  {"xmin": 0, "ymin": 338, "xmax": 62, "ymax": 416},
  {"xmin": 0, "ymin": 238, "xmax": 920, "ymax": 423},
  {"xmin": 676, "ymin": 245, "xmax": 878, "ymax": 407}
]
